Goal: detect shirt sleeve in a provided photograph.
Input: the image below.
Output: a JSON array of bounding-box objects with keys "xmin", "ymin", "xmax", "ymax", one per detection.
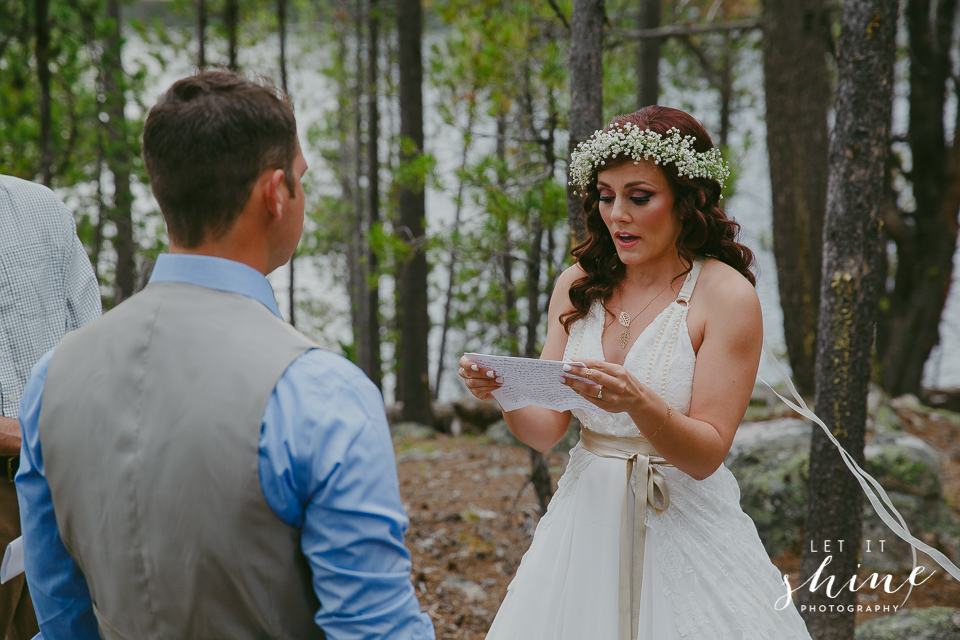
[
  {"xmin": 15, "ymin": 349, "xmax": 100, "ymax": 639},
  {"xmin": 60, "ymin": 202, "xmax": 101, "ymax": 332},
  {"xmin": 259, "ymin": 350, "xmax": 435, "ymax": 640}
]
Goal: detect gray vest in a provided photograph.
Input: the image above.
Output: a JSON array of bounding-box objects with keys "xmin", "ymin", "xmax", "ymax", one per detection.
[{"xmin": 39, "ymin": 281, "xmax": 326, "ymax": 640}]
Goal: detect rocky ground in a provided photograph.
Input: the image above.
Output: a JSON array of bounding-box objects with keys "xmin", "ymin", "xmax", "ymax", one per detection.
[{"xmin": 393, "ymin": 393, "xmax": 960, "ymax": 640}]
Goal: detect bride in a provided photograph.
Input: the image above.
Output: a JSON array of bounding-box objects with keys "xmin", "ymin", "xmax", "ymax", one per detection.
[{"xmin": 459, "ymin": 106, "xmax": 813, "ymax": 639}]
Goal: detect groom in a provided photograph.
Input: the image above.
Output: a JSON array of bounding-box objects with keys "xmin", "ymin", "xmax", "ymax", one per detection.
[{"xmin": 16, "ymin": 71, "xmax": 435, "ymax": 639}]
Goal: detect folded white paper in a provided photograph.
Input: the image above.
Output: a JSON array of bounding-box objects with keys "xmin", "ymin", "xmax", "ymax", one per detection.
[
  {"xmin": 1, "ymin": 536, "xmax": 24, "ymax": 584},
  {"xmin": 463, "ymin": 353, "xmax": 604, "ymax": 412}
]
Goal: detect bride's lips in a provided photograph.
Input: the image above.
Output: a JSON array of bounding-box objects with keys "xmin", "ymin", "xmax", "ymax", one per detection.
[{"xmin": 614, "ymin": 231, "xmax": 640, "ymax": 248}]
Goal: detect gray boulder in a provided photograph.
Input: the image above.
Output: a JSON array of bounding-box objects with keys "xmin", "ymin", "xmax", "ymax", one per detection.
[
  {"xmin": 855, "ymin": 607, "xmax": 960, "ymax": 640},
  {"xmin": 725, "ymin": 409, "xmax": 960, "ymax": 572},
  {"xmin": 725, "ymin": 419, "xmax": 812, "ymax": 559},
  {"xmin": 391, "ymin": 421, "xmax": 434, "ymax": 442}
]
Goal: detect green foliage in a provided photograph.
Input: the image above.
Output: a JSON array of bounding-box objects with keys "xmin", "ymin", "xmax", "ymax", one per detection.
[
  {"xmin": 0, "ymin": 0, "xmax": 153, "ymax": 301},
  {"xmin": 394, "ymin": 136, "xmax": 439, "ymax": 192},
  {"xmin": 2, "ymin": 0, "xmax": 773, "ymax": 394},
  {"xmin": 427, "ymin": 0, "xmax": 572, "ymax": 361}
]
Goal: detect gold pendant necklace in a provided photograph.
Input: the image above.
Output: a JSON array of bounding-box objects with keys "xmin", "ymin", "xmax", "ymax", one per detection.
[{"xmin": 617, "ymin": 280, "xmax": 673, "ymax": 348}]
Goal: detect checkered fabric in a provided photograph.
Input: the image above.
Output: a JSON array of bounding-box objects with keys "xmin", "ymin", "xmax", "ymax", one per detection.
[{"xmin": 0, "ymin": 175, "xmax": 101, "ymax": 419}]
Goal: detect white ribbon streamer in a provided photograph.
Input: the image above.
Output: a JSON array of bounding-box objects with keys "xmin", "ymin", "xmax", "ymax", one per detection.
[{"xmin": 759, "ymin": 341, "xmax": 960, "ymax": 606}]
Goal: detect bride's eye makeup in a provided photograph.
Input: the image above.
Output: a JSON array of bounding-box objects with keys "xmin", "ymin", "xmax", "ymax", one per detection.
[{"xmin": 597, "ymin": 186, "xmax": 653, "ymax": 205}]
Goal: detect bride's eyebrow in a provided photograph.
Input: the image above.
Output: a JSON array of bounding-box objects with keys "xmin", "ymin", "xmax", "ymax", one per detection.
[{"xmin": 596, "ymin": 180, "xmax": 655, "ymax": 188}]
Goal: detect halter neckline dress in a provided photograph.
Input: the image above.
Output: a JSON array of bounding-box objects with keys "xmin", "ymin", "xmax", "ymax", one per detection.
[{"xmin": 485, "ymin": 258, "xmax": 813, "ymax": 640}]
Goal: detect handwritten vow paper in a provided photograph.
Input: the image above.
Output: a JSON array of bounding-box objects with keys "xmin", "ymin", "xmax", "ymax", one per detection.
[{"xmin": 463, "ymin": 353, "xmax": 606, "ymax": 413}]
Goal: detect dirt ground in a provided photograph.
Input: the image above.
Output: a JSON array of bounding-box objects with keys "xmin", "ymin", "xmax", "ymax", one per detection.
[{"xmin": 395, "ymin": 403, "xmax": 960, "ymax": 640}]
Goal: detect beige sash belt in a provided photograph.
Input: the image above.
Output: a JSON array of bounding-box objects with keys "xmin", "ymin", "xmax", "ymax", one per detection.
[{"xmin": 579, "ymin": 426, "xmax": 672, "ymax": 640}]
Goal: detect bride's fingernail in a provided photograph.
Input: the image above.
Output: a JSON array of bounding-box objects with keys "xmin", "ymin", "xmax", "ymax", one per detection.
[
  {"xmin": 496, "ymin": 376, "xmax": 504, "ymax": 384},
  {"xmin": 471, "ymin": 364, "xmax": 479, "ymax": 371},
  {"xmin": 486, "ymin": 370, "xmax": 495, "ymax": 378},
  {"xmin": 562, "ymin": 364, "xmax": 572, "ymax": 372}
]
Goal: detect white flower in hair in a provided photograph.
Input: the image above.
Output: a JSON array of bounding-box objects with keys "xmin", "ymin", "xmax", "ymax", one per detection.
[{"xmin": 568, "ymin": 123, "xmax": 730, "ymax": 193}]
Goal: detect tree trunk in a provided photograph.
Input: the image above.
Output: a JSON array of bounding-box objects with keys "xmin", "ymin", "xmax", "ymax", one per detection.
[
  {"xmin": 35, "ymin": 0, "xmax": 52, "ymax": 186},
  {"xmin": 496, "ymin": 113, "xmax": 519, "ymax": 353},
  {"xmin": 434, "ymin": 98, "xmax": 476, "ymax": 399},
  {"xmin": 352, "ymin": 3, "xmax": 371, "ymax": 367},
  {"xmin": 225, "ymin": 0, "xmax": 239, "ymax": 71},
  {"xmin": 717, "ymin": 31, "xmax": 732, "ymax": 149},
  {"xmin": 796, "ymin": 2, "xmax": 898, "ymax": 638},
  {"xmin": 364, "ymin": 0, "xmax": 382, "ymax": 390},
  {"xmin": 396, "ymin": 0, "xmax": 432, "ymax": 425},
  {"xmin": 636, "ymin": 0, "xmax": 661, "ymax": 108},
  {"xmin": 93, "ymin": 129, "xmax": 105, "ymax": 284},
  {"xmin": 197, "ymin": 0, "xmax": 206, "ymax": 69},
  {"xmin": 876, "ymin": 0, "xmax": 959, "ymax": 396},
  {"xmin": 525, "ymin": 216, "xmax": 551, "ymax": 517},
  {"xmin": 566, "ymin": 0, "xmax": 604, "ymax": 243},
  {"xmin": 103, "ymin": 0, "xmax": 136, "ymax": 303},
  {"xmin": 760, "ymin": 0, "xmax": 830, "ymax": 397},
  {"xmin": 278, "ymin": 0, "xmax": 295, "ymax": 326},
  {"xmin": 335, "ymin": 15, "xmax": 361, "ymax": 354},
  {"xmin": 529, "ymin": 113, "xmax": 552, "ymax": 519}
]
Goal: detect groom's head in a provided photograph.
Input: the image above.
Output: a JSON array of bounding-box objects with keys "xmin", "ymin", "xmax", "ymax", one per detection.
[{"xmin": 143, "ymin": 71, "xmax": 303, "ymax": 266}]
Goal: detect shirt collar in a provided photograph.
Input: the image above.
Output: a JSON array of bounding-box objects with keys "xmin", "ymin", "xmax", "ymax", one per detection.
[{"xmin": 147, "ymin": 253, "xmax": 283, "ymax": 319}]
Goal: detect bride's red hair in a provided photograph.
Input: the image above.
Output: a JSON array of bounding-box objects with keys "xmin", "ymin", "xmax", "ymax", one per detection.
[{"xmin": 561, "ymin": 106, "xmax": 756, "ymax": 332}]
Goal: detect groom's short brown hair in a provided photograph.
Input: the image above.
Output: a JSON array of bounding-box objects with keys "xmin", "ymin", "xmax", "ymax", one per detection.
[{"xmin": 143, "ymin": 70, "xmax": 297, "ymax": 248}]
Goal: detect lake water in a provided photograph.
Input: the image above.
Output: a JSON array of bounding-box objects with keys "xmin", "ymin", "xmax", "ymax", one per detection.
[{"xmin": 119, "ymin": 24, "xmax": 960, "ymax": 404}]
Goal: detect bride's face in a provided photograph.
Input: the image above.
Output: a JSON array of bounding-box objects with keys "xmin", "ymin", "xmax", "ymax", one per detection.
[{"xmin": 596, "ymin": 160, "xmax": 681, "ymax": 266}]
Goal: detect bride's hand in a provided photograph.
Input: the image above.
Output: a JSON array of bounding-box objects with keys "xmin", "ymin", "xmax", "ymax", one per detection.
[
  {"xmin": 560, "ymin": 358, "xmax": 651, "ymax": 414},
  {"xmin": 458, "ymin": 355, "xmax": 503, "ymax": 401}
]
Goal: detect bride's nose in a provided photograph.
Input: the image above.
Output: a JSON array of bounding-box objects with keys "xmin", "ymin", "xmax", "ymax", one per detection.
[{"xmin": 610, "ymin": 196, "xmax": 632, "ymax": 223}]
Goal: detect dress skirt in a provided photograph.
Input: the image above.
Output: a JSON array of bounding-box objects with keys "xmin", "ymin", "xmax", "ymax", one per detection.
[{"xmin": 485, "ymin": 442, "xmax": 814, "ymax": 640}]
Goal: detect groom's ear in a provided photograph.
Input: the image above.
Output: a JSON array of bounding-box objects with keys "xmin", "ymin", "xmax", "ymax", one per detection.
[{"xmin": 261, "ymin": 168, "xmax": 288, "ymax": 220}]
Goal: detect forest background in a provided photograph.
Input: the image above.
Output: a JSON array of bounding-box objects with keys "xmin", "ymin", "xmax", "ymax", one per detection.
[
  {"xmin": 1, "ymin": 0, "xmax": 958, "ymax": 412},
  {"xmin": 2, "ymin": 0, "xmax": 960, "ymax": 638}
]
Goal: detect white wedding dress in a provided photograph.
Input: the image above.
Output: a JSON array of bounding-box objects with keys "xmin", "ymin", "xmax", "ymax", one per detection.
[{"xmin": 485, "ymin": 259, "xmax": 813, "ymax": 640}]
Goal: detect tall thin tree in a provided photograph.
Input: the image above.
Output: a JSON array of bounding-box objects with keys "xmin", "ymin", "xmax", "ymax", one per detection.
[
  {"xmin": 197, "ymin": 0, "xmax": 207, "ymax": 69},
  {"xmin": 224, "ymin": 0, "xmax": 239, "ymax": 71},
  {"xmin": 103, "ymin": 0, "xmax": 136, "ymax": 303},
  {"xmin": 877, "ymin": 0, "xmax": 960, "ymax": 396},
  {"xmin": 566, "ymin": 0, "xmax": 604, "ymax": 242},
  {"xmin": 434, "ymin": 99, "xmax": 476, "ymax": 399},
  {"xmin": 349, "ymin": 2, "xmax": 370, "ymax": 360},
  {"xmin": 277, "ymin": 0, "xmax": 295, "ymax": 325},
  {"xmin": 35, "ymin": 0, "xmax": 52, "ymax": 186},
  {"xmin": 364, "ymin": 0, "xmax": 383, "ymax": 390},
  {"xmin": 636, "ymin": 0, "xmax": 661, "ymax": 108},
  {"xmin": 760, "ymin": 0, "xmax": 830, "ymax": 397},
  {"xmin": 796, "ymin": 1, "xmax": 898, "ymax": 638},
  {"xmin": 396, "ymin": 0, "xmax": 432, "ymax": 425}
]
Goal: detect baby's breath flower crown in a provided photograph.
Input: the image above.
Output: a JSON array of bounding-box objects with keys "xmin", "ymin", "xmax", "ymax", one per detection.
[{"xmin": 568, "ymin": 123, "xmax": 730, "ymax": 194}]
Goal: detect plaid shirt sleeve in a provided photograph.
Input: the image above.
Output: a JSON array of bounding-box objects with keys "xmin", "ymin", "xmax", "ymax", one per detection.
[
  {"xmin": 0, "ymin": 175, "xmax": 102, "ymax": 419},
  {"xmin": 61, "ymin": 202, "xmax": 102, "ymax": 333}
]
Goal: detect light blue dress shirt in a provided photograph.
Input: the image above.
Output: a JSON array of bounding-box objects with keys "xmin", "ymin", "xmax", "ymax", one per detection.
[{"xmin": 17, "ymin": 253, "xmax": 435, "ymax": 640}]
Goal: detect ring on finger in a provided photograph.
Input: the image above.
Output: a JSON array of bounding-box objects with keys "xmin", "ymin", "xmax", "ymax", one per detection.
[{"xmin": 597, "ymin": 387, "xmax": 603, "ymax": 400}]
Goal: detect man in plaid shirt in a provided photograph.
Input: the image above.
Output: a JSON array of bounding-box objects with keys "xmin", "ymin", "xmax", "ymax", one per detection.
[{"xmin": 0, "ymin": 175, "xmax": 101, "ymax": 639}]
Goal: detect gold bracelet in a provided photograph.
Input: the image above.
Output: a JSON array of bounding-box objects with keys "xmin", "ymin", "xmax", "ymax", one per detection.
[{"xmin": 646, "ymin": 405, "xmax": 672, "ymax": 440}]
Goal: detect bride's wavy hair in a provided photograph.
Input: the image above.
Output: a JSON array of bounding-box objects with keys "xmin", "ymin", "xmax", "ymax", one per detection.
[{"xmin": 560, "ymin": 106, "xmax": 756, "ymax": 333}]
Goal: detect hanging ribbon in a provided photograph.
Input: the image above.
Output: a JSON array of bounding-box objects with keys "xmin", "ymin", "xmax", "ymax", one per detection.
[{"xmin": 759, "ymin": 341, "xmax": 960, "ymax": 607}]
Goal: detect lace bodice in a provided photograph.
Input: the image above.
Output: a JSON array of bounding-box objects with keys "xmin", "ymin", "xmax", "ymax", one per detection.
[{"xmin": 561, "ymin": 259, "xmax": 704, "ymax": 437}]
